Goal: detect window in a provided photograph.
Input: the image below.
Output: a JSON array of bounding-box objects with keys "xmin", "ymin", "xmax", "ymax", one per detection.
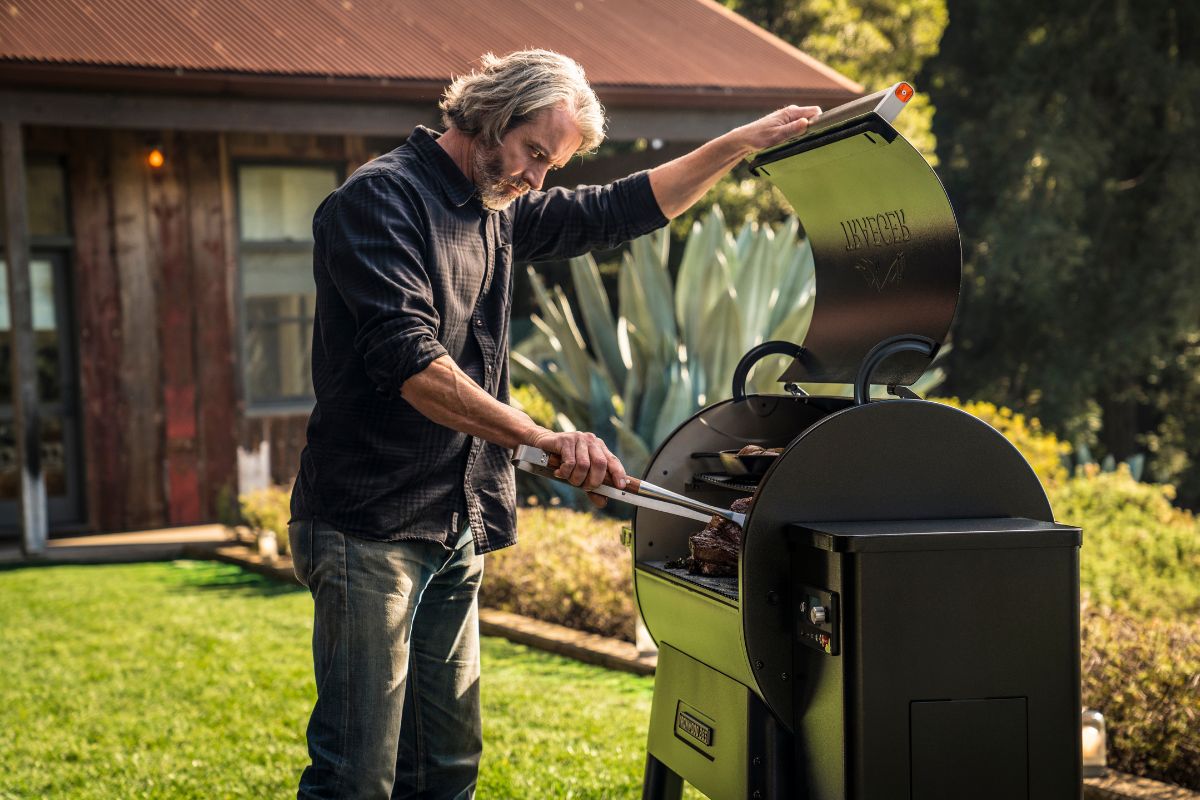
[
  {"xmin": 0, "ymin": 158, "xmax": 71, "ymax": 242},
  {"xmin": 0, "ymin": 257, "xmax": 70, "ymax": 499},
  {"xmin": 237, "ymin": 164, "xmax": 339, "ymax": 410},
  {"xmin": 27, "ymin": 161, "xmax": 70, "ymax": 238},
  {"xmin": 0, "ymin": 159, "xmax": 81, "ymax": 519}
]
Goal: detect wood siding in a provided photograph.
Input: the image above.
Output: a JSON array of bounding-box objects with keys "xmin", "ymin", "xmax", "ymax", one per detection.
[
  {"xmin": 241, "ymin": 414, "xmax": 309, "ymax": 488},
  {"xmin": 110, "ymin": 130, "xmax": 167, "ymax": 528},
  {"xmin": 37, "ymin": 128, "xmax": 381, "ymax": 532},
  {"xmin": 148, "ymin": 129, "xmax": 202, "ymax": 524},
  {"xmin": 67, "ymin": 128, "xmax": 125, "ymax": 531},
  {"xmin": 185, "ymin": 132, "xmax": 239, "ymax": 521}
]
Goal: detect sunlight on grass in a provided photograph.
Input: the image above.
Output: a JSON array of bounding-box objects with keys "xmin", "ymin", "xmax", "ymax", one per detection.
[{"xmin": 0, "ymin": 561, "xmax": 704, "ymax": 799}]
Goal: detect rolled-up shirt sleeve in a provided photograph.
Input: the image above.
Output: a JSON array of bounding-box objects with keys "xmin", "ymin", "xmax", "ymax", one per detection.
[
  {"xmin": 320, "ymin": 175, "xmax": 448, "ymax": 394},
  {"xmin": 511, "ymin": 169, "xmax": 668, "ymax": 263}
]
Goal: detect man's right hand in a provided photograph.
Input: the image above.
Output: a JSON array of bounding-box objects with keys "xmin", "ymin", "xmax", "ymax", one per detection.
[{"xmin": 527, "ymin": 429, "xmax": 628, "ymax": 508}]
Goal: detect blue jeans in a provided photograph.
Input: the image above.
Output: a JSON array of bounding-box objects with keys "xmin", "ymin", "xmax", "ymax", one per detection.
[{"xmin": 289, "ymin": 519, "xmax": 484, "ymax": 800}]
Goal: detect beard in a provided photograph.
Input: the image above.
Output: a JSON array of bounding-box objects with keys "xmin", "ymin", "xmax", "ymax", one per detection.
[{"xmin": 473, "ymin": 143, "xmax": 531, "ymax": 211}]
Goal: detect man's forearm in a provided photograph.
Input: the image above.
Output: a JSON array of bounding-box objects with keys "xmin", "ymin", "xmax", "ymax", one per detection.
[
  {"xmin": 647, "ymin": 105, "xmax": 821, "ymax": 220},
  {"xmin": 647, "ymin": 132, "xmax": 752, "ymax": 220},
  {"xmin": 400, "ymin": 355, "xmax": 545, "ymax": 451}
]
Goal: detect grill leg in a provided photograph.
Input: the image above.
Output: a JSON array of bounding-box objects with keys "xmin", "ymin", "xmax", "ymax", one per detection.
[{"xmin": 642, "ymin": 755, "xmax": 683, "ymax": 800}]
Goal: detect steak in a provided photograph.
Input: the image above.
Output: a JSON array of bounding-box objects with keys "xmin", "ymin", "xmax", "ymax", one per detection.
[{"xmin": 683, "ymin": 496, "xmax": 753, "ymax": 576}]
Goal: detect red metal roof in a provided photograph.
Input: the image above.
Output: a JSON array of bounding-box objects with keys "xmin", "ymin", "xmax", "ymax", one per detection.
[{"xmin": 0, "ymin": 0, "xmax": 860, "ymax": 103}]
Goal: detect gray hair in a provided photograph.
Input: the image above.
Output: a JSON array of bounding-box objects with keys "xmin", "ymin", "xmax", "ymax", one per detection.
[{"xmin": 439, "ymin": 50, "xmax": 606, "ymax": 154}]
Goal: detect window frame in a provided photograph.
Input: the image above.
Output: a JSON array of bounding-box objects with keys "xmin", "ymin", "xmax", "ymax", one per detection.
[
  {"xmin": 233, "ymin": 159, "xmax": 343, "ymax": 416},
  {"xmin": 0, "ymin": 156, "xmax": 85, "ymax": 529}
]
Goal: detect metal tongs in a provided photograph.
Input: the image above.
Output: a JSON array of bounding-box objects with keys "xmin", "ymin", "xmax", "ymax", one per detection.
[{"xmin": 513, "ymin": 445, "xmax": 746, "ymax": 527}]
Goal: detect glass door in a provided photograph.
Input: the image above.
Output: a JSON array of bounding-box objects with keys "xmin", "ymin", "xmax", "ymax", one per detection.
[{"xmin": 0, "ymin": 251, "xmax": 84, "ymax": 532}]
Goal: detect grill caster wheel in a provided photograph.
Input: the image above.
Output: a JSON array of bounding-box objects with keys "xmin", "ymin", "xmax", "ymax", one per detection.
[{"xmin": 642, "ymin": 755, "xmax": 683, "ymax": 800}]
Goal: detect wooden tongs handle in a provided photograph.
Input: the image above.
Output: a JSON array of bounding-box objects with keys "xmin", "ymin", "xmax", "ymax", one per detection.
[
  {"xmin": 540, "ymin": 451, "xmax": 643, "ymax": 493},
  {"xmin": 512, "ymin": 445, "xmax": 745, "ymax": 527}
]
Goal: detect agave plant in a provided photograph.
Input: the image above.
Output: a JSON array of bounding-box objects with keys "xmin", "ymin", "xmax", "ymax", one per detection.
[
  {"xmin": 1070, "ymin": 443, "xmax": 1146, "ymax": 482},
  {"xmin": 511, "ymin": 206, "xmax": 817, "ymax": 480}
]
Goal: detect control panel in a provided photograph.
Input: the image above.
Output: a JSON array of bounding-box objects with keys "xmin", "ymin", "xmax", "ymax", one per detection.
[{"xmin": 796, "ymin": 585, "xmax": 839, "ymax": 656}]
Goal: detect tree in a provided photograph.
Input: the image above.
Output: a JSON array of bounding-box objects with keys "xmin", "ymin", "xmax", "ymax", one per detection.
[
  {"xmin": 925, "ymin": 0, "xmax": 1200, "ymax": 501},
  {"xmin": 677, "ymin": 0, "xmax": 948, "ymax": 235},
  {"xmin": 724, "ymin": 0, "xmax": 947, "ymax": 160}
]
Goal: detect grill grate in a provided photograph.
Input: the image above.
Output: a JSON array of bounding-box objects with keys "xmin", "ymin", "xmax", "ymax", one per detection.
[
  {"xmin": 690, "ymin": 473, "xmax": 759, "ymax": 493},
  {"xmin": 640, "ymin": 559, "xmax": 739, "ymax": 601}
]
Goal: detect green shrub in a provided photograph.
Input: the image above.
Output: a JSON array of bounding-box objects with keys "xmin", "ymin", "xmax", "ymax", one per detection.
[
  {"xmin": 936, "ymin": 397, "xmax": 1200, "ymax": 619},
  {"xmin": 239, "ymin": 486, "xmax": 293, "ymax": 557},
  {"xmin": 1083, "ymin": 603, "xmax": 1200, "ymax": 790},
  {"xmin": 1049, "ymin": 467, "xmax": 1200, "ymax": 620},
  {"xmin": 481, "ymin": 507, "xmax": 635, "ymax": 641}
]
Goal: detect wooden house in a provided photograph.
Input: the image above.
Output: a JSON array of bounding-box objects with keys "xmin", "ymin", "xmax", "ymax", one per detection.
[{"xmin": 0, "ymin": 0, "xmax": 858, "ymax": 547}]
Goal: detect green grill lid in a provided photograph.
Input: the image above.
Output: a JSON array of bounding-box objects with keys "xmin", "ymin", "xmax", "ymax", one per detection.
[{"xmin": 748, "ymin": 83, "xmax": 961, "ymax": 386}]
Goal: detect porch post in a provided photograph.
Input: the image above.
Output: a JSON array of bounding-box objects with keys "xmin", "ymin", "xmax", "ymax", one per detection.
[{"xmin": 1, "ymin": 120, "xmax": 48, "ymax": 556}]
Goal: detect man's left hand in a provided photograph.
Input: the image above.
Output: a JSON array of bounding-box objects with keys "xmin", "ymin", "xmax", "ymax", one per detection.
[
  {"xmin": 734, "ymin": 105, "xmax": 823, "ymax": 154},
  {"xmin": 646, "ymin": 104, "xmax": 822, "ymax": 219}
]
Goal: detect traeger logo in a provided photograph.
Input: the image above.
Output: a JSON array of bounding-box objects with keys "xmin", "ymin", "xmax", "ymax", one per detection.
[
  {"xmin": 840, "ymin": 208, "xmax": 912, "ymax": 251},
  {"xmin": 855, "ymin": 251, "xmax": 907, "ymax": 292},
  {"xmin": 675, "ymin": 709, "xmax": 714, "ymax": 748}
]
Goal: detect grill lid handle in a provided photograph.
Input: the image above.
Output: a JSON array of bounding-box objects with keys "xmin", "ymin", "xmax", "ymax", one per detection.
[
  {"xmin": 852, "ymin": 335, "xmax": 938, "ymax": 405},
  {"xmin": 731, "ymin": 340, "xmax": 806, "ymax": 401}
]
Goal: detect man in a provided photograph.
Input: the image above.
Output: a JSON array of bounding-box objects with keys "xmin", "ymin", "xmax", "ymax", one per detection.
[{"xmin": 288, "ymin": 49, "xmax": 819, "ymax": 799}]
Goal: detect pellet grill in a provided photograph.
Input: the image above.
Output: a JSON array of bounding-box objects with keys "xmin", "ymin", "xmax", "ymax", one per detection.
[{"xmin": 627, "ymin": 86, "xmax": 1083, "ymax": 800}]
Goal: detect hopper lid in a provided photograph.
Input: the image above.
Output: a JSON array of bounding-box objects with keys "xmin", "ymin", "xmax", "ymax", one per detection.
[{"xmin": 748, "ymin": 82, "xmax": 961, "ymax": 387}]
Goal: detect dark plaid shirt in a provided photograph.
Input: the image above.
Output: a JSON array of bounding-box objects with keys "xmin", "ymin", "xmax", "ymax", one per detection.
[{"xmin": 290, "ymin": 126, "xmax": 667, "ymax": 553}]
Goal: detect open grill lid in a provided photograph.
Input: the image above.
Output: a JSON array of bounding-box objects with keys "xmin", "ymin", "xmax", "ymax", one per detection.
[{"xmin": 748, "ymin": 82, "xmax": 961, "ymax": 386}]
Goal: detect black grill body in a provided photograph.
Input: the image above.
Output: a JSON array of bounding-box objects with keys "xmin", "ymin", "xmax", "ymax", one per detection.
[
  {"xmin": 788, "ymin": 518, "xmax": 1081, "ymax": 799},
  {"xmin": 635, "ymin": 400, "xmax": 1082, "ymax": 800}
]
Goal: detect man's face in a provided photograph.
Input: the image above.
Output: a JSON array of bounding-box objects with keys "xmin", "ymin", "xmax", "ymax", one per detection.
[{"xmin": 473, "ymin": 105, "xmax": 584, "ymax": 211}]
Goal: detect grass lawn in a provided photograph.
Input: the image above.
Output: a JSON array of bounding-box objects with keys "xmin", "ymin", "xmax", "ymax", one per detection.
[{"xmin": 0, "ymin": 561, "xmax": 702, "ymax": 799}]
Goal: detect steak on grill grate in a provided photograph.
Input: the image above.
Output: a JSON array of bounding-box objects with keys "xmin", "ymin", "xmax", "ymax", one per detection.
[{"xmin": 683, "ymin": 496, "xmax": 754, "ymax": 576}]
